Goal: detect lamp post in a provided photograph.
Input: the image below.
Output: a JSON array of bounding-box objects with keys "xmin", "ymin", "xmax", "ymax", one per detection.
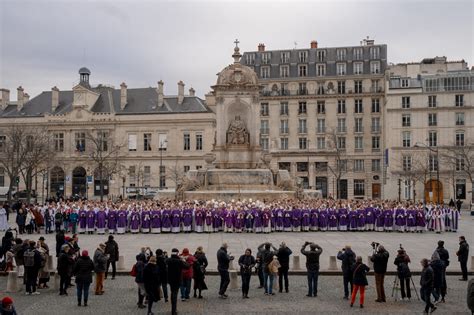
[
  {"xmin": 159, "ymin": 139, "xmax": 168, "ymax": 190},
  {"xmin": 307, "ymin": 139, "xmax": 310, "ymax": 189},
  {"xmin": 415, "ymin": 142, "xmax": 440, "ymax": 204}
]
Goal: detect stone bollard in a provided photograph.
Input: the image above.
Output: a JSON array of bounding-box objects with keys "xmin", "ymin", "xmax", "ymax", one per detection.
[
  {"xmin": 230, "ymin": 270, "xmax": 239, "ymax": 290},
  {"xmin": 367, "ymin": 256, "xmax": 374, "ymax": 269},
  {"xmin": 471, "ymin": 256, "xmax": 474, "ymax": 271},
  {"xmin": 53, "ymin": 272, "xmax": 60, "ymax": 291},
  {"xmin": 229, "ymin": 260, "xmax": 234, "ymax": 270},
  {"xmin": 47, "ymin": 255, "xmax": 54, "ymax": 271},
  {"xmin": 6, "ymin": 271, "xmax": 19, "ymax": 293},
  {"xmin": 292, "ymin": 255, "xmax": 301, "ymax": 270},
  {"xmin": 118, "ymin": 256, "xmax": 125, "ymax": 270},
  {"xmin": 328, "ymin": 256, "xmax": 338, "ymax": 271}
]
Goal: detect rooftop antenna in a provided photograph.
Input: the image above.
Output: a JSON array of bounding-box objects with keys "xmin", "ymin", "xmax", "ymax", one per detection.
[{"xmin": 293, "ymin": 41, "xmax": 298, "ymax": 49}]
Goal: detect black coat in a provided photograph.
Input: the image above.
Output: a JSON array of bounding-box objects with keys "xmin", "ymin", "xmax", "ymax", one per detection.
[
  {"xmin": 217, "ymin": 247, "xmax": 232, "ymax": 271},
  {"xmin": 156, "ymin": 255, "xmax": 168, "ymax": 284},
  {"xmin": 276, "ymin": 247, "xmax": 292, "ymax": 269},
  {"xmin": 144, "ymin": 263, "xmax": 161, "ymax": 302},
  {"xmin": 193, "ymin": 252, "xmax": 208, "ymax": 291},
  {"xmin": 394, "ymin": 254, "xmax": 412, "ymax": 278},
  {"xmin": 73, "ymin": 256, "xmax": 94, "ymax": 284},
  {"xmin": 238, "ymin": 254, "xmax": 256, "ymax": 274},
  {"xmin": 436, "ymin": 247, "xmax": 450, "ymax": 268},
  {"xmin": 371, "ymin": 250, "xmax": 389, "ymax": 274},
  {"xmin": 430, "ymin": 260, "xmax": 444, "ymax": 289},
  {"xmin": 351, "ymin": 262, "xmax": 370, "ymax": 286},
  {"xmin": 104, "ymin": 240, "xmax": 119, "ymax": 262},
  {"xmin": 301, "ymin": 244, "xmax": 323, "ymax": 272},
  {"xmin": 420, "ymin": 265, "xmax": 434, "ymax": 288},
  {"xmin": 166, "ymin": 255, "xmax": 189, "ymax": 288},
  {"xmin": 57, "ymin": 252, "xmax": 74, "ymax": 276},
  {"xmin": 457, "ymin": 240, "xmax": 469, "ymax": 262},
  {"xmin": 337, "ymin": 249, "xmax": 356, "ymax": 275}
]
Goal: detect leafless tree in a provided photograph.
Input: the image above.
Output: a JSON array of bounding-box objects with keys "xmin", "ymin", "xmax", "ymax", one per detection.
[
  {"xmin": 167, "ymin": 159, "xmax": 186, "ymax": 200},
  {"xmin": 442, "ymin": 143, "xmax": 474, "ymax": 207},
  {"xmin": 326, "ymin": 128, "xmax": 351, "ymax": 199},
  {"xmin": 393, "ymin": 150, "xmax": 430, "ymax": 202}
]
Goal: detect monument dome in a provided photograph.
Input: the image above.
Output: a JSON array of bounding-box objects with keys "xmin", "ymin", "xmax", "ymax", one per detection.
[{"xmin": 215, "ymin": 42, "xmax": 259, "ymax": 88}]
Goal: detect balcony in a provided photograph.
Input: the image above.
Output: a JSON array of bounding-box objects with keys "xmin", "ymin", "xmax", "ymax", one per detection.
[
  {"xmin": 297, "ymin": 89, "xmax": 308, "ymax": 95},
  {"xmin": 370, "ymin": 86, "xmax": 383, "ymax": 93}
]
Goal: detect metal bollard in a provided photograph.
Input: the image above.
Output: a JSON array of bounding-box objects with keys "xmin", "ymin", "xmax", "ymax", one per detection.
[
  {"xmin": 292, "ymin": 255, "xmax": 301, "ymax": 270},
  {"xmin": 6, "ymin": 271, "xmax": 19, "ymax": 293},
  {"xmin": 328, "ymin": 256, "xmax": 338, "ymax": 271},
  {"xmin": 47, "ymin": 255, "xmax": 54, "ymax": 271},
  {"xmin": 471, "ymin": 256, "xmax": 474, "ymax": 271},
  {"xmin": 118, "ymin": 256, "xmax": 125, "ymax": 270},
  {"xmin": 230, "ymin": 270, "xmax": 239, "ymax": 290},
  {"xmin": 367, "ymin": 256, "xmax": 373, "ymax": 269}
]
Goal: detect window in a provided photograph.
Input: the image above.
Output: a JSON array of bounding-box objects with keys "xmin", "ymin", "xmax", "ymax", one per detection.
[
  {"xmin": 143, "ymin": 133, "xmax": 152, "ymax": 151},
  {"xmin": 455, "ymin": 112, "xmax": 465, "ymax": 126},
  {"xmin": 280, "ymin": 65, "xmax": 289, "ymax": 78},
  {"xmin": 354, "ymin": 180, "xmax": 365, "ymax": 196},
  {"xmin": 298, "ymin": 65, "xmax": 307, "ymax": 77},
  {"xmin": 280, "ymin": 52, "xmax": 290, "ymax": 63},
  {"xmin": 196, "ymin": 165, "xmax": 202, "ymax": 170},
  {"xmin": 401, "ymin": 79, "xmax": 409, "ymax": 88},
  {"xmin": 129, "ymin": 165, "xmax": 136, "ymax": 183},
  {"xmin": 196, "ymin": 134, "xmax": 203, "ymax": 150},
  {"xmin": 245, "ymin": 53, "xmax": 255, "ymax": 65},
  {"xmin": 370, "ymin": 47, "xmax": 380, "ymax": 59},
  {"xmin": 372, "ymin": 136, "xmax": 380, "ymax": 150},
  {"xmin": 280, "ymin": 138, "xmax": 288, "ymax": 150},
  {"xmin": 428, "ymin": 131, "xmax": 437, "ymax": 147},
  {"xmin": 317, "ymin": 50, "xmax": 326, "ymax": 62},
  {"xmin": 0, "ymin": 135, "xmax": 5, "ymax": 152},
  {"xmin": 336, "ymin": 49, "xmax": 346, "ymax": 60},
  {"xmin": 97, "ymin": 131, "xmax": 108, "ymax": 152},
  {"xmin": 428, "ymin": 113, "xmax": 437, "ymax": 126},
  {"xmin": 456, "ymin": 157, "xmax": 465, "ymax": 171},
  {"xmin": 75, "ymin": 132, "xmax": 86, "ymax": 152},
  {"xmin": 337, "ymin": 160, "xmax": 347, "ymax": 171},
  {"xmin": 317, "ymin": 137, "xmax": 325, "ymax": 149},
  {"xmin": 183, "ymin": 133, "xmax": 190, "ymax": 151},
  {"xmin": 260, "ymin": 103, "xmax": 269, "ymax": 116},
  {"xmin": 317, "ymin": 101, "xmax": 325, "ymax": 114},
  {"xmin": 354, "ymin": 118, "xmax": 363, "ymax": 133},
  {"xmin": 298, "ymin": 83, "xmax": 307, "ymax": 95},
  {"xmin": 299, "ymin": 51, "xmax": 308, "ymax": 63},
  {"xmin": 337, "ymin": 118, "xmax": 346, "ymax": 133},
  {"xmin": 317, "ymin": 83, "xmax": 325, "ymax": 95},
  {"xmin": 260, "ymin": 137, "xmax": 269, "ymax": 150},
  {"xmin": 281, "ymin": 83, "xmax": 289, "ymax": 96},
  {"xmin": 371, "ymin": 98, "xmax": 380, "ymax": 113},
  {"xmin": 261, "ymin": 67, "xmax": 270, "ymax": 78},
  {"xmin": 371, "ymin": 117, "xmax": 381, "ymax": 132},
  {"xmin": 337, "ymin": 100, "xmax": 346, "ymax": 114},
  {"xmin": 280, "ymin": 102, "xmax": 288, "ymax": 115},
  {"xmin": 298, "ymin": 102, "xmax": 307, "ymax": 115},
  {"xmin": 316, "ymin": 64, "xmax": 326, "ymax": 76},
  {"xmin": 456, "ymin": 131, "xmax": 464, "ymax": 146},
  {"xmin": 371, "ymin": 80, "xmax": 381, "ymax": 92},
  {"xmin": 0, "ymin": 167, "xmax": 4, "ymax": 187},
  {"xmin": 403, "ymin": 155, "xmax": 412, "ymax": 171},
  {"xmin": 54, "ymin": 133, "xmax": 64, "ymax": 152},
  {"xmin": 128, "ymin": 134, "xmax": 137, "ymax": 151},
  {"xmin": 337, "ymin": 136, "xmax": 346, "ymax": 149},
  {"xmin": 370, "ymin": 61, "xmax": 380, "ymax": 74},
  {"xmin": 298, "ymin": 119, "xmax": 307, "ymax": 133},
  {"xmin": 158, "ymin": 133, "xmax": 168, "ymax": 151},
  {"xmin": 337, "ymin": 81, "xmax": 346, "ymax": 94},
  {"xmin": 353, "ymin": 48, "xmax": 363, "ymax": 60},
  {"xmin": 402, "ymin": 114, "xmax": 411, "ymax": 127},
  {"xmin": 337, "ymin": 63, "xmax": 346, "ymax": 75},
  {"xmin": 279, "ymin": 162, "xmax": 291, "ymax": 171},
  {"xmin": 354, "ymin": 160, "xmax": 364, "ymax": 172},
  {"xmin": 297, "ymin": 162, "xmax": 308, "ymax": 172},
  {"xmin": 143, "ymin": 166, "xmax": 151, "ymax": 186},
  {"xmin": 402, "ymin": 96, "xmax": 411, "ymax": 109},
  {"xmin": 299, "ymin": 137, "xmax": 307, "ymax": 150},
  {"xmin": 354, "ymin": 99, "xmax": 363, "ymax": 113},
  {"xmin": 354, "ymin": 81, "xmax": 363, "ymax": 94},
  {"xmin": 404, "ymin": 180, "xmax": 412, "ymax": 200},
  {"xmin": 455, "ymin": 94, "xmax": 464, "ymax": 107},
  {"xmin": 429, "ymin": 155, "xmax": 438, "ymax": 172},
  {"xmin": 402, "ymin": 131, "xmax": 411, "ymax": 147},
  {"xmin": 372, "ymin": 159, "xmax": 381, "ymax": 172},
  {"xmin": 428, "ymin": 95, "xmax": 437, "ymax": 108},
  {"xmin": 317, "ymin": 119, "xmax": 325, "ymax": 133},
  {"xmin": 316, "ymin": 162, "xmax": 328, "ymax": 172},
  {"xmin": 280, "ymin": 120, "xmax": 289, "ymax": 134},
  {"xmin": 262, "ymin": 52, "xmax": 271, "ymax": 64},
  {"xmin": 353, "ymin": 62, "xmax": 363, "ymax": 75},
  {"xmin": 355, "ymin": 136, "xmax": 363, "ymax": 150},
  {"xmin": 260, "ymin": 120, "xmax": 269, "ymax": 135},
  {"xmin": 184, "ymin": 165, "xmax": 190, "ymax": 173},
  {"xmin": 159, "ymin": 167, "xmax": 166, "ymax": 188}
]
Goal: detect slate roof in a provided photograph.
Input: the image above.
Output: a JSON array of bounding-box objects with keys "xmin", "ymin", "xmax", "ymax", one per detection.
[{"xmin": 0, "ymin": 86, "xmax": 211, "ymax": 118}]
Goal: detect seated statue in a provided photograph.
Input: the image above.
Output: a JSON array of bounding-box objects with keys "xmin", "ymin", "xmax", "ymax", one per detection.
[{"xmin": 227, "ymin": 115, "xmax": 249, "ymax": 145}]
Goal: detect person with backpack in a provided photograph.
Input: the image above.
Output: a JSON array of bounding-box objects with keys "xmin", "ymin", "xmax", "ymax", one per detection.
[
  {"xmin": 73, "ymin": 250, "xmax": 94, "ymax": 307},
  {"xmin": 57, "ymin": 244, "xmax": 74, "ymax": 295},
  {"xmin": 257, "ymin": 242, "xmax": 278, "ymax": 296},
  {"xmin": 276, "ymin": 242, "xmax": 292, "ymax": 293},
  {"xmin": 104, "ymin": 235, "xmax": 119, "ymax": 280},
  {"xmin": 350, "ymin": 256, "xmax": 370, "ymax": 308},
  {"xmin": 337, "ymin": 245, "xmax": 356, "ymax": 300},
  {"xmin": 301, "ymin": 241, "xmax": 323, "ymax": 297},
  {"xmin": 93, "ymin": 243, "xmax": 108, "ymax": 295},
  {"xmin": 394, "ymin": 248, "xmax": 412, "ymax": 300},
  {"xmin": 134, "ymin": 253, "xmax": 147, "ymax": 309},
  {"xmin": 24, "ymin": 240, "xmax": 42, "ymax": 295}
]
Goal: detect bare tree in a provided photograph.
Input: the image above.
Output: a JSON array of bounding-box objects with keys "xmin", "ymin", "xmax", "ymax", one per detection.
[
  {"xmin": 326, "ymin": 128, "xmax": 351, "ymax": 199},
  {"xmin": 393, "ymin": 150, "xmax": 430, "ymax": 202},
  {"xmin": 167, "ymin": 159, "xmax": 186, "ymax": 200},
  {"xmin": 443, "ymin": 143, "xmax": 474, "ymax": 206}
]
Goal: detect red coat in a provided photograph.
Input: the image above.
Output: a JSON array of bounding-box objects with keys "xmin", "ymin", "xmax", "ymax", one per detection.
[{"xmin": 181, "ymin": 255, "xmax": 196, "ymax": 279}]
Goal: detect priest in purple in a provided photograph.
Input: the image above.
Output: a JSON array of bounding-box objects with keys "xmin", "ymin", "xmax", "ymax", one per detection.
[
  {"xmin": 107, "ymin": 209, "xmax": 117, "ymax": 234},
  {"xmin": 262, "ymin": 208, "xmax": 271, "ymax": 233},
  {"xmin": 253, "ymin": 207, "xmax": 263, "ymax": 233},
  {"xmin": 283, "ymin": 209, "xmax": 292, "ymax": 232},
  {"xmin": 204, "ymin": 209, "xmax": 213, "ymax": 233},
  {"xmin": 318, "ymin": 208, "xmax": 328, "ymax": 231},
  {"xmin": 150, "ymin": 209, "xmax": 161, "ymax": 234},
  {"xmin": 291, "ymin": 208, "xmax": 301, "ymax": 232},
  {"xmin": 383, "ymin": 209, "xmax": 394, "ymax": 232},
  {"xmin": 416, "ymin": 209, "xmax": 426, "ymax": 233},
  {"xmin": 161, "ymin": 209, "xmax": 171, "ymax": 233},
  {"xmin": 86, "ymin": 208, "xmax": 96, "ymax": 235},
  {"xmin": 96, "ymin": 208, "xmax": 107, "ymax": 235},
  {"xmin": 375, "ymin": 207, "xmax": 384, "ymax": 232},
  {"xmin": 194, "ymin": 208, "xmax": 204, "ymax": 233},
  {"xmin": 357, "ymin": 208, "xmax": 366, "ymax": 231},
  {"xmin": 78, "ymin": 208, "xmax": 87, "ymax": 234},
  {"xmin": 406, "ymin": 208, "xmax": 417, "ymax": 232},
  {"xmin": 171, "ymin": 208, "xmax": 181, "ymax": 233},
  {"xmin": 234, "ymin": 208, "xmax": 244, "ymax": 233},
  {"xmin": 301, "ymin": 208, "xmax": 311, "ymax": 232},
  {"xmin": 394, "ymin": 208, "xmax": 406, "ymax": 232},
  {"xmin": 130, "ymin": 209, "xmax": 141, "ymax": 234},
  {"xmin": 310, "ymin": 208, "xmax": 319, "ymax": 231},
  {"xmin": 327, "ymin": 208, "xmax": 338, "ymax": 231},
  {"xmin": 182, "ymin": 208, "xmax": 193, "ymax": 233},
  {"xmin": 338, "ymin": 208, "xmax": 348, "ymax": 231},
  {"xmin": 223, "ymin": 208, "xmax": 234, "ymax": 233},
  {"xmin": 117, "ymin": 208, "xmax": 127, "ymax": 234},
  {"xmin": 141, "ymin": 209, "xmax": 151, "ymax": 233},
  {"xmin": 275, "ymin": 208, "xmax": 284, "ymax": 232},
  {"xmin": 348, "ymin": 209, "xmax": 358, "ymax": 231},
  {"xmin": 365, "ymin": 207, "xmax": 375, "ymax": 231}
]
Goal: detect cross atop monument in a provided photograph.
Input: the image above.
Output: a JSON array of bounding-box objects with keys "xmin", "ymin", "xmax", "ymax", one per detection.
[
  {"xmin": 234, "ymin": 39, "xmax": 240, "ymax": 48},
  {"xmin": 232, "ymin": 39, "xmax": 241, "ymax": 63}
]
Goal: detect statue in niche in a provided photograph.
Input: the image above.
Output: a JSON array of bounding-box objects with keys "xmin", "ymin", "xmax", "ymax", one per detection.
[{"xmin": 227, "ymin": 115, "xmax": 249, "ymax": 145}]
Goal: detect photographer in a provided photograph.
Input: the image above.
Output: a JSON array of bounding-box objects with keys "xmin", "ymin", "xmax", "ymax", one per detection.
[
  {"xmin": 337, "ymin": 245, "xmax": 356, "ymax": 300},
  {"xmin": 394, "ymin": 248, "xmax": 412, "ymax": 300},
  {"xmin": 276, "ymin": 242, "xmax": 292, "ymax": 293},
  {"xmin": 217, "ymin": 243, "xmax": 234, "ymax": 299},
  {"xmin": 370, "ymin": 243, "xmax": 389, "ymax": 302},
  {"xmin": 257, "ymin": 242, "xmax": 278, "ymax": 295},
  {"xmin": 436, "ymin": 240, "xmax": 449, "ymax": 302},
  {"xmin": 238, "ymin": 248, "xmax": 256, "ymax": 298},
  {"xmin": 301, "ymin": 241, "xmax": 323, "ymax": 297}
]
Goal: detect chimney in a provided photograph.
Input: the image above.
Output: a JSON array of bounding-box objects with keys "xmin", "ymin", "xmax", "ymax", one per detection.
[
  {"xmin": 189, "ymin": 87, "xmax": 195, "ymax": 97},
  {"xmin": 0, "ymin": 89, "xmax": 10, "ymax": 110},
  {"xmin": 157, "ymin": 80, "xmax": 164, "ymax": 107},
  {"xmin": 17, "ymin": 86, "xmax": 24, "ymax": 111},
  {"xmin": 24, "ymin": 93, "xmax": 30, "ymax": 102},
  {"xmin": 178, "ymin": 80, "xmax": 185, "ymax": 105},
  {"xmin": 258, "ymin": 43, "xmax": 266, "ymax": 52},
  {"xmin": 120, "ymin": 82, "xmax": 127, "ymax": 110},
  {"xmin": 51, "ymin": 86, "xmax": 59, "ymax": 112},
  {"xmin": 310, "ymin": 40, "xmax": 318, "ymax": 49}
]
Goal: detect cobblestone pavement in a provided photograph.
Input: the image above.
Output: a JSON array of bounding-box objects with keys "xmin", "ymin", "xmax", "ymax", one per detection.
[
  {"xmin": 8, "ymin": 214, "xmax": 473, "ymax": 272},
  {"xmin": 1, "ymin": 275, "xmax": 470, "ymax": 314}
]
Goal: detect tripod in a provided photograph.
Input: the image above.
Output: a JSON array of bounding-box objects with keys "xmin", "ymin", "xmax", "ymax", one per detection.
[{"xmin": 391, "ymin": 276, "xmax": 420, "ymax": 301}]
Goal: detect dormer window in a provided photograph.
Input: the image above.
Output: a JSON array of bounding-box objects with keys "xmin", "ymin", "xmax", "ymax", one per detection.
[
  {"xmin": 280, "ymin": 52, "xmax": 290, "ymax": 63},
  {"xmin": 299, "ymin": 51, "xmax": 308, "ymax": 63},
  {"xmin": 262, "ymin": 52, "xmax": 271, "ymax": 64},
  {"xmin": 245, "ymin": 53, "xmax": 255, "ymax": 65}
]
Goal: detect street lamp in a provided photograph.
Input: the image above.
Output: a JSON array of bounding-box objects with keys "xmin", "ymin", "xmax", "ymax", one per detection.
[
  {"xmin": 307, "ymin": 139, "xmax": 310, "ymax": 189},
  {"xmin": 159, "ymin": 139, "xmax": 168, "ymax": 190},
  {"xmin": 414, "ymin": 142, "xmax": 440, "ymax": 204}
]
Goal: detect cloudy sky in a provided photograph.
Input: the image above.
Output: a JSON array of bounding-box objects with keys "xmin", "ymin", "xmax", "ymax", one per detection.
[{"xmin": 1, "ymin": 0, "xmax": 473, "ymax": 99}]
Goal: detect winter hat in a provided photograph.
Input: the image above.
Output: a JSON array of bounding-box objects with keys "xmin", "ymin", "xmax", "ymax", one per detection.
[
  {"xmin": 99, "ymin": 243, "xmax": 106, "ymax": 249},
  {"xmin": 82, "ymin": 250, "xmax": 89, "ymax": 257},
  {"xmin": 171, "ymin": 248, "xmax": 179, "ymax": 254},
  {"xmin": 2, "ymin": 296, "xmax": 13, "ymax": 307},
  {"xmin": 182, "ymin": 248, "xmax": 190, "ymax": 256}
]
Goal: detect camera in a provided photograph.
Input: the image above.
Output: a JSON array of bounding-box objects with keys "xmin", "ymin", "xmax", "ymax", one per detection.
[{"xmin": 371, "ymin": 242, "xmax": 380, "ymax": 250}]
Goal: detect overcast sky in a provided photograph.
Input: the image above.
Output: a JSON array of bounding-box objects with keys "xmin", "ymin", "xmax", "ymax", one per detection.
[{"xmin": 1, "ymin": 0, "xmax": 473, "ymax": 99}]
